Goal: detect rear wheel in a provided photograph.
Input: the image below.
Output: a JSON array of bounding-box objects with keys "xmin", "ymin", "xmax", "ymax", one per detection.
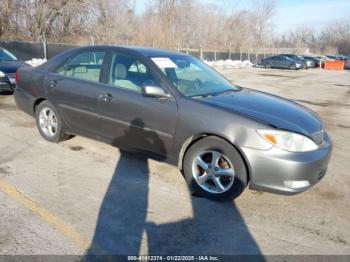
[
  {"xmin": 35, "ymin": 101, "xmax": 70, "ymax": 143},
  {"xmin": 289, "ymin": 64, "xmax": 297, "ymax": 70},
  {"xmin": 183, "ymin": 136, "xmax": 248, "ymax": 201}
]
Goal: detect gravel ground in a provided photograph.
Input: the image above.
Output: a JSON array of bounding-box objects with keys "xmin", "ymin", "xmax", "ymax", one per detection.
[{"xmin": 0, "ymin": 67, "xmax": 349, "ymax": 258}]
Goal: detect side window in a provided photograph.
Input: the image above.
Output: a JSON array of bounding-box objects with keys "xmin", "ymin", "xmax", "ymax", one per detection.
[
  {"xmin": 128, "ymin": 61, "xmax": 147, "ymax": 74},
  {"xmin": 56, "ymin": 51, "xmax": 105, "ymax": 82},
  {"xmin": 108, "ymin": 53, "xmax": 160, "ymax": 93}
]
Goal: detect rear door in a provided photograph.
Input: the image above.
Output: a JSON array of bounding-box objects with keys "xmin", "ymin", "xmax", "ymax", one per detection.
[
  {"xmin": 45, "ymin": 50, "xmax": 107, "ymax": 137},
  {"xmin": 96, "ymin": 51, "xmax": 178, "ymax": 159}
]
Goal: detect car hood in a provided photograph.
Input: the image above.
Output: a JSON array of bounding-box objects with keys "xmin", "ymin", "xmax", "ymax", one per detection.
[
  {"xmin": 203, "ymin": 88, "xmax": 322, "ymax": 135},
  {"xmin": 0, "ymin": 60, "xmax": 29, "ymax": 73}
]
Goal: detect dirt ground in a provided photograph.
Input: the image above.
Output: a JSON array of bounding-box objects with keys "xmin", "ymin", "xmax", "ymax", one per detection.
[{"xmin": 0, "ymin": 67, "xmax": 349, "ymax": 258}]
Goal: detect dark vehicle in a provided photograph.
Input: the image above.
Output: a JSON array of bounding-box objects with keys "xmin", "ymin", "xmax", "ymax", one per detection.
[
  {"xmin": 336, "ymin": 55, "xmax": 347, "ymax": 60},
  {"xmin": 345, "ymin": 59, "xmax": 350, "ymax": 70},
  {"xmin": 14, "ymin": 46, "xmax": 332, "ymax": 200},
  {"xmin": 282, "ymin": 54, "xmax": 315, "ymax": 69},
  {"xmin": 315, "ymin": 55, "xmax": 332, "ymax": 61},
  {"xmin": 261, "ymin": 55, "xmax": 303, "ymax": 70},
  {"xmin": 0, "ymin": 48, "xmax": 29, "ymax": 92},
  {"xmin": 325, "ymin": 55, "xmax": 345, "ymax": 60},
  {"xmin": 303, "ymin": 56, "xmax": 324, "ymax": 68}
]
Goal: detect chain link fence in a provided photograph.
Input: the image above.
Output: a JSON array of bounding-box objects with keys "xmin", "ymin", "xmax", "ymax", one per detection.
[
  {"xmin": 0, "ymin": 40, "xmax": 79, "ymax": 61},
  {"xmin": 1, "ymin": 40, "xmax": 307, "ymax": 64}
]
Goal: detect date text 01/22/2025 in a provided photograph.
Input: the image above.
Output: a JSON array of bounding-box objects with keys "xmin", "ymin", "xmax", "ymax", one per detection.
[{"xmin": 127, "ymin": 255, "xmax": 219, "ymax": 261}]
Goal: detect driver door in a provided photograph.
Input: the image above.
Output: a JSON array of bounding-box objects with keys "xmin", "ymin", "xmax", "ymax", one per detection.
[{"xmin": 97, "ymin": 52, "xmax": 178, "ymax": 159}]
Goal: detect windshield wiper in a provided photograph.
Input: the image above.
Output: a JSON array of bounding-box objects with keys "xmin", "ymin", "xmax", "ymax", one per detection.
[
  {"xmin": 190, "ymin": 94, "xmax": 211, "ymax": 98},
  {"xmin": 214, "ymin": 89, "xmax": 240, "ymax": 96},
  {"xmin": 190, "ymin": 88, "xmax": 241, "ymax": 98}
]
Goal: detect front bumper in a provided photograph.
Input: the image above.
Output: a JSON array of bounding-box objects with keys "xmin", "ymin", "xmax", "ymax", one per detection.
[
  {"xmin": 241, "ymin": 133, "xmax": 332, "ymax": 195},
  {"xmin": 306, "ymin": 62, "xmax": 315, "ymax": 68}
]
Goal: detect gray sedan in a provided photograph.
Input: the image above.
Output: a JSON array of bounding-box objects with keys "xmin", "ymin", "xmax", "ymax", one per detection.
[
  {"xmin": 261, "ymin": 55, "xmax": 303, "ymax": 70},
  {"xmin": 14, "ymin": 45, "xmax": 332, "ymax": 200},
  {"xmin": 282, "ymin": 54, "xmax": 315, "ymax": 69}
]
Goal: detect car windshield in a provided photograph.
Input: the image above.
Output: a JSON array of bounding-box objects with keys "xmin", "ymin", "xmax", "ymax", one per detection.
[
  {"xmin": 288, "ymin": 55, "xmax": 301, "ymax": 61},
  {"xmin": 283, "ymin": 56, "xmax": 295, "ymax": 62},
  {"xmin": 0, "ymin": 49, "xmax": 17, "ymax": 61},
  {"xmin": 150, "ymin": 55, "xmax": 240, "ymax": 97}
]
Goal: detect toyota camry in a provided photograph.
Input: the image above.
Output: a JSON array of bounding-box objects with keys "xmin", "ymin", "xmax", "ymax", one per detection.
[{"xmin": 14, "ymin": 45, "xmax": 332, "ymax": 200}]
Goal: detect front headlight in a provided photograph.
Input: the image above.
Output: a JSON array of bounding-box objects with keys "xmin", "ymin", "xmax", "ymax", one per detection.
[
  {"xmin": 257, "ymin": 129, "xmax": 318, "ymax": 152},
  {"xmin": 0, "ymin": 71, "xmax": 5, "ymax": 77}
]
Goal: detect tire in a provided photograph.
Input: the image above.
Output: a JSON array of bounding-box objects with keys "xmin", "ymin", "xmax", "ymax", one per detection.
[
  {"xmin": 265, "ymin": 63, "xmax": 272, "ymax": 69},
  {"xmin": 35, "ymin": 100, "xmax": 70, "ymax": 143},
  {"xmin": 183, "ymin": 136, "xmax": 248, "ymax": 201}
]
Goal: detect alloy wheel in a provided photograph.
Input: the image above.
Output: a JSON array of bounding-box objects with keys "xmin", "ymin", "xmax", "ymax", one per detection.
[
  {"xmin": 39, "ymin": 107, "xmax": 58, "ymax": 138},
  {"xmin": 192, "ymin": 150, "xmax": 235, "ymax": 194}
]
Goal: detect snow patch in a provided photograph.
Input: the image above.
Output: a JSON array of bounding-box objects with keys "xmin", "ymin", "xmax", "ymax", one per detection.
[
  {"xmin": 25, "ymin": 58, "xmax": 47, "ymax": 67},
  {"xmin": 205, "ymin": 59, "xmax": 253, "ymax": 69}
]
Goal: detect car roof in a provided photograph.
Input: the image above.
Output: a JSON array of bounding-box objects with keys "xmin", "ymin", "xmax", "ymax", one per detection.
[
  {"xmin": 78, "ymin": 45, "xmax": 187, "ymax": 57},
  {"xmin": 39, "ymin": 45, "xmax": 191, "ymax": 71},
  {"xmin": 127, "ymin": 46, "xmax": 186, "ymax": 57}
]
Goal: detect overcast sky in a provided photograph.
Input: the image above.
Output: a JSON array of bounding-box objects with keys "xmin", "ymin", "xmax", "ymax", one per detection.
[{"xmin": 135, "ymin": 0, "xmax": 350, "ymax": 34}]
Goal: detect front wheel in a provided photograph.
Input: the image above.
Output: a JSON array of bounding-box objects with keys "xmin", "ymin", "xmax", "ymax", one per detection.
[
  {"xmin": 183, "ymin": 137, "xmax": 248, "ymax": 201},
  {"xmin": 265, "ymin": 63, "xmax": 272, "ymax": 69},
  {"xmin": 35, "ymin": 100, "xmax": 70, "ymax": 143}
]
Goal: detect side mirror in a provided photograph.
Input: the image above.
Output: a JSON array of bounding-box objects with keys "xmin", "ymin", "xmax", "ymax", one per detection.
[{"xmin": 142, "ymin": 85, "xmax": 171, "ymax": 98}]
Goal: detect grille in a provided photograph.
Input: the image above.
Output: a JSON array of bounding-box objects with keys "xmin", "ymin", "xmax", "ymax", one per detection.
[
  {"xmin": 5, "ymin": 73, "xmax": 16, "ymax": 78},
  {"xmin": 311, "ymin": 130, "xmax": 324, "ymax": 145}
]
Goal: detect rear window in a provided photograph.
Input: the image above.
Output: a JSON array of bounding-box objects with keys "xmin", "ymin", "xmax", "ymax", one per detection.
[{"xmin": 56, "ymin": 51, "xmax": 105, "ymax": 82}]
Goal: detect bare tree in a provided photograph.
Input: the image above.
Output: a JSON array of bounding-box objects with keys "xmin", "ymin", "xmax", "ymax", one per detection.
[
  {"xmin": 319, "ymin": 17, "xmax": 350, "ymax": 54},
  {"xmin": 1, "ymin": 0, "xmax": 348, "ymax": 55},
  {"xmin": 226, "ymin": 10, "xmax": 255, "ymax": 52},
  {"xmin": 252, "ymin": 0, "xmax": 276, "ymax": 50}
]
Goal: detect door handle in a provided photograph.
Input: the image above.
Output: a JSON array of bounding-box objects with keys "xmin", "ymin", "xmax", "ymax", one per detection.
[
  {"xmin": 49, "ymin": 80, "xmax": 57, "ymax": 89},
  {"xmin": 99, "ymin": 93, "xmax": 112, "ymax": 102}
]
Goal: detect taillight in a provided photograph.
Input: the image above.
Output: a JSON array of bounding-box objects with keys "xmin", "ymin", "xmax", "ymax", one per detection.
[{"xmin": 15, "ymin": 70, "xmax": 20, "ymax": 84}]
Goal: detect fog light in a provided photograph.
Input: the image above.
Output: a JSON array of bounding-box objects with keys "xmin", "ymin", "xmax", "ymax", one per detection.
[{"xmin": 284, "ymin": 180, "xmax": 310, "ymax": 189}]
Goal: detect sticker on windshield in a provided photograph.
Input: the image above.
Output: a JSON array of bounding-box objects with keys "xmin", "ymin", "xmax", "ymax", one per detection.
[{"xmin": 151, "ymin": 57, "xmax": 178, "ymax": 69}]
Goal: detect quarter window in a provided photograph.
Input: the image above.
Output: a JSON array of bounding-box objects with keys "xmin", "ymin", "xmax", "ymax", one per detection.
[
  {"xmin": 56, "ymin": 51, "xmax": 105, "ymax": 82},
  {"xmin": 108, "ymin": 53, "xmax": 160, "ymax": 93}
]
